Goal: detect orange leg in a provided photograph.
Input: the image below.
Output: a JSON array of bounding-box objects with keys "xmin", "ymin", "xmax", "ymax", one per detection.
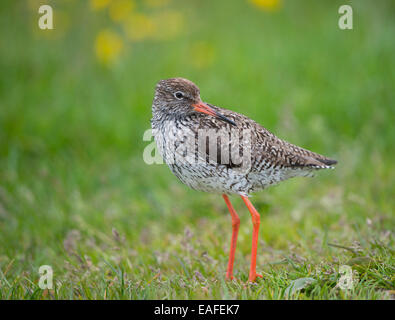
[
  {"xmin": 241, "ymin": 196, "xmax": 263, "ymax": 282},
  {"xmin": 222, "ymin": 194, "xmax": 240, "ymax": 280}
]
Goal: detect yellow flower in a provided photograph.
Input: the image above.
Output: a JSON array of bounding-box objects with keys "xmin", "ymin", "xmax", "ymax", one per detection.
[
  {"xmin": 189, "ymin": 41, "xmax": 216, "ymax": 69},
  {"xmin": 123, "ymin": 13, "xmax": 156, "ymax": 41},
  {"xmin": 109, "ymin": 0, "xmax": 135, "ymax": 22},
  {"xmin": 95, "ymin": 30, "xmax": 124, "ymax": 64},
  {"xmin": 90, "ymin": 0, "xmax": 111, "ymax": 11},
  {"xmin": 151, "ymin": 10, "xmax": 184, "ymax": 40},
  {"xmin": 249, "ymin": 0, "xmax": 281, "ymax": 11}
]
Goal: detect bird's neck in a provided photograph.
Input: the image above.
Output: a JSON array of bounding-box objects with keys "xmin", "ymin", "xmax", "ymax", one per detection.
[{"xmin": 151, "ymin": 103, "xmax": 195, "ymax": 126}]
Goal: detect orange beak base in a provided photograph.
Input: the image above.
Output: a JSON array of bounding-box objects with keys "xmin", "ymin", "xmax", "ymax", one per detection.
[{"xmin": 192, "ymin": 102, "xmax": 236, "ymax": 126}]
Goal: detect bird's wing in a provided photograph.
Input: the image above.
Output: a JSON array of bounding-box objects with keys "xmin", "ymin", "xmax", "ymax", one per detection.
[
  {"xmin": 198, "ymin": 104, "xmax": 337, "ymax": 171},
  {"xmin": 251, "ymin": 121, "xmax": 337, "ymax": 170}
]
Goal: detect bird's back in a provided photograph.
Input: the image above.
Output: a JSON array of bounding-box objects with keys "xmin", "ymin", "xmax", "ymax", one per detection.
[{"xmin": 205, "ymin": 103, "xmax": 336, "ymax": 166}]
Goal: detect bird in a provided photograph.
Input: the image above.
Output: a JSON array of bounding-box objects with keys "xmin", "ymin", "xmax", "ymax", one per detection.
[{"xmin": 151, "ymin": 77, "xmax": 337, "ymax": 282}]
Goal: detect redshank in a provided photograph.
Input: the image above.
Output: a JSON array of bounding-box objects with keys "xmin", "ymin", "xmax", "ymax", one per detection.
[{"xmin": 151, "ymin": 78, "xmax": 337, "ymax": 282}]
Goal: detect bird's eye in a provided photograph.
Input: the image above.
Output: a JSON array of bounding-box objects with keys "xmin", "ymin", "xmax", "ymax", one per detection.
[{"xmin": 174, "ymin": 91, "xmax": 184, "ymax": 100}]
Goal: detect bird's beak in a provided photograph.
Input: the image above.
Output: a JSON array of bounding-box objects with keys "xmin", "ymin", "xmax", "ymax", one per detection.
[{"xmin": 192, "ymin": 101, "xmax": 236, "ymax": 126}]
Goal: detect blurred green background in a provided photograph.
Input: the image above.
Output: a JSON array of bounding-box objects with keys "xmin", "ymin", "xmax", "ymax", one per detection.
[{"xmin": 0, "ymin": 0, "xmax": 394, "ymax": 299}]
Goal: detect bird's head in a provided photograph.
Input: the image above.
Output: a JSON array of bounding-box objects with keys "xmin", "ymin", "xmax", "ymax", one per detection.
[{"xmin": 153, "ymin": 78, "xmax": 236, "ymax": 126}]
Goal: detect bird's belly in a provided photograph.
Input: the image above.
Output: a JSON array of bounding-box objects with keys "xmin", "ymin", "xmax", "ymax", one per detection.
[
  {"xmin": 168, "ymin": 163, "xmax": 253, "ymax": 195},
  {"xmin": 248, "ymin": 165, "xmax": 314, "ymax": 190}
]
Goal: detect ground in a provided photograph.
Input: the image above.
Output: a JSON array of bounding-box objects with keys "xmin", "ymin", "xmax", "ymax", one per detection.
[{"xmin": 0, "ymin": 0, "xmax": 394, "ymax": 299}]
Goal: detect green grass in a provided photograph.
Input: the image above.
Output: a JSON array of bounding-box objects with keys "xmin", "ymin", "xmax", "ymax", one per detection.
[{"xmin": 0, "ymin": 0, "xmax": 394, "ymax": 299}]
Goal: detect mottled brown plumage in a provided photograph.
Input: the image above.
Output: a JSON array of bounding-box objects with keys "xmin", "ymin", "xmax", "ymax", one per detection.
[
  {"xmin": 152, "ymin": 77, "xmax": 337, "ymax": 196},
  {"xmin": 151, "ymin": 77, "xmax": 337, "ymax": 281}
]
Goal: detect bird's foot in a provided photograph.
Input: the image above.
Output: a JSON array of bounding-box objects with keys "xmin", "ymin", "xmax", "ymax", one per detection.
[{"xmin": 248, "ymin": 273, "xmax": 263, "ymax": 282}]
